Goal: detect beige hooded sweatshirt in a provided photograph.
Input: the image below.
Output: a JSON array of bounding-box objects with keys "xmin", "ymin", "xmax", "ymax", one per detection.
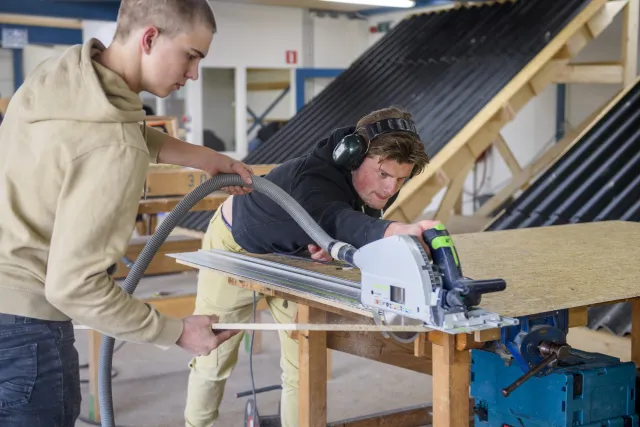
[{"xmin": 0, "ymin": 38, "xmax": 184, "ymax": 347}]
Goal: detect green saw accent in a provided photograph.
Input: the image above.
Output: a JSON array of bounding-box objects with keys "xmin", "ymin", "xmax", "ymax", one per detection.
[
  {"xmin": 430, "ymin": 236, "xmax": 459, "ymax": 266},
  {"xmin": 433, "ymin": 223, "xmax": 446, "ymax": 231}
]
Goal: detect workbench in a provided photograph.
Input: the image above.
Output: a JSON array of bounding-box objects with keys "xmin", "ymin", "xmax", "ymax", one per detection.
[{"xmin": 172, "ymin": 220, "xmax": 640, "ymax": 427}]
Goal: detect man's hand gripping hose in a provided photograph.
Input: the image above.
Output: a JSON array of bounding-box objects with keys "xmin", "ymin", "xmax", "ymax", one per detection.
[{"xmin": 98, "ymin": 173, "xmax": 357, "ymax": 427}]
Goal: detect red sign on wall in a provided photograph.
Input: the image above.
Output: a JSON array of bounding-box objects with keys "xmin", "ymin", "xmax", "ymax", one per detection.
[{"xmin": 286, "ymin": 50, "xmax": 297, "ymax": 64}]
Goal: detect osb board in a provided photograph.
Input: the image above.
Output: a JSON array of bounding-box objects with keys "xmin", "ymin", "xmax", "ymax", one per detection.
[{"xmin": 238, "ymin": 221, "xmax": 640, "ymax": 319}]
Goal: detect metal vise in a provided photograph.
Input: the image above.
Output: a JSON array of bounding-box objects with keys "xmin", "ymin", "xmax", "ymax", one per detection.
[{"xmin": 470, "ymin": 309, "xmax": 639, "ymax": 427}]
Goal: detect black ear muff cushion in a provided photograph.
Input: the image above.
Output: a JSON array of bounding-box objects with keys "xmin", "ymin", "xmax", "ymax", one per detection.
[{"xmin": 333, "ymin": 134, "xmax": 367, "ymax": 170}]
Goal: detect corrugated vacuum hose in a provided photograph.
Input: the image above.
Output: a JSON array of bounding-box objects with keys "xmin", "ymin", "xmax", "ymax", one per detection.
[{"xmin": 98, "ymin": 173, "xmax": 356, "ymax": 427}]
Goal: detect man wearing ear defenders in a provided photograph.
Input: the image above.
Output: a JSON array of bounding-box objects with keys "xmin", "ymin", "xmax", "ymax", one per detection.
[{"xmin": 183, "ymin": 106, "xmax": 438, "ymax": 427}]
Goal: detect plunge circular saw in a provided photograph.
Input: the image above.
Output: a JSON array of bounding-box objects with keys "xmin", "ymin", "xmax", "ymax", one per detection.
[{"xmin": 356, "ymin": 224, "xmax": 518, "ymax": 341}]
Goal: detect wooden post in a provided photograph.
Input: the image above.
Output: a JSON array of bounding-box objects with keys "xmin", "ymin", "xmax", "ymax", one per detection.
[
  {"xmin": 431, "ymin": 334, "xmax": 471, "ymax": 427},
  {"xmin": 298, "ymin": 304, "xmax": 328, "ymax": 427},
  {"xmin": 434, "ymin": 160, "xmax": 476, "ymax": 224},
  {"xmin": 632, "ymin": 299, "xmax": 640, "ymax": 367},
  {"xmin": 622, "ymin": 0, "xmax": 639, "ymax": 86},
  {"xmin": 88, "ymin": 330, "xmax": 102, "ymax": 423}
]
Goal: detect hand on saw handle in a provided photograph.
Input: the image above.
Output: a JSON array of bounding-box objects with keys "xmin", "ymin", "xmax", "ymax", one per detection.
[
  {"xmin": 384, "ymin": 219, "xmax": 442, "ymax": 256},
  {"xmin": 422, "ymin": 223, "xmax": 506, "ymax": 309}
]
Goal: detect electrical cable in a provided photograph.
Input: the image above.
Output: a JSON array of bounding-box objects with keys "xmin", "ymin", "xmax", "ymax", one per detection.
[{"xmin": 249, "ymin": 291, "xmax": 258, "ymax": 421}]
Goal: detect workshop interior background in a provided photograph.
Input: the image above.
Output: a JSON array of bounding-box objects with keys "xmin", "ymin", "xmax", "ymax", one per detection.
[{"xmin": 1, "ymin": 0, "xmax": 639, "ymax": 426}]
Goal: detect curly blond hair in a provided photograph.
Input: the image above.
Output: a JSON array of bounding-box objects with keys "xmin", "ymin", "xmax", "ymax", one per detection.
[{"xmin": 356, "ymin": 106, "xmax": 429, "ymax": 176}]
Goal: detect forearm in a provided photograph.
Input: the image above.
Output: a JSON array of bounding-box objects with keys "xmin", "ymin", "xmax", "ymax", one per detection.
[{"xmin": 156, "ymin": 134, "xmax": 219, "ymax": 171}]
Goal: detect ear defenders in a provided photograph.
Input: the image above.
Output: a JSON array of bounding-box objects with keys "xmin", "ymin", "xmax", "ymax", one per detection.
[{"xmin": 332, "ymin": 117, "xmax": 420, "ymax": 172}]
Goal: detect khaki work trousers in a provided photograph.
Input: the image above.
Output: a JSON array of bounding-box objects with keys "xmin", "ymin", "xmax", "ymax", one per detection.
[{"xmin": 184, "ymin": 208, "xmax": 299, "ymax": 427}]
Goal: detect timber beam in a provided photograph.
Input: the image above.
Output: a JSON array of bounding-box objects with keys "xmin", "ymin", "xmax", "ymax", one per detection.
[{"xmin": 384, "ymin": 0, "xmax": 632, "ymax": 224}]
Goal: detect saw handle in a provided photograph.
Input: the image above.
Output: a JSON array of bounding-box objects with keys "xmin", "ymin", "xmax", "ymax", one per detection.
[
  {"xmin": 459, "ymin": 278, "xmax": 506, "ymax": 295},
  {"xmin": 423, "ymin": 225, "xmax": 506, "ymax": 306}
]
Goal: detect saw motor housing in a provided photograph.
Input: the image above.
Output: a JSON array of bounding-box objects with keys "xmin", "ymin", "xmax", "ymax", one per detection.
[
  {"xmin": 357, "ymin": 234, "xmax": 442, "ymax": 326},
  {"xmin": 355, "ymin": 225, "xmax": 518, "ymax": 334}
]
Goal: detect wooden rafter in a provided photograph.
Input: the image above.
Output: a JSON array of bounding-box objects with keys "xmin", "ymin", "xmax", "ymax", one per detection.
[
  {"xmin": 480, "ymin": 72, "xmax": 640, "ymax": 227},
  {"xmin": 383, "ymin": 0, "xmax": 633, "ymax": 224}
]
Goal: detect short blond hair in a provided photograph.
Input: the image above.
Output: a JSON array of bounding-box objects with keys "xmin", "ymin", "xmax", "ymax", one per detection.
[
  {"xmin": 113, "ymin": 0, "xmax": 217, "ymax": 42},
  {"xmin": 356, "ymin": 106, "xmax": 429, "ymax": 176}
]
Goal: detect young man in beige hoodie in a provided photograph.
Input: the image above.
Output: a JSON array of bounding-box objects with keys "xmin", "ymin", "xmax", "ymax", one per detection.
[{"xmin": 0, "ymin": 1, "xmax": 249, "ymax": 425}]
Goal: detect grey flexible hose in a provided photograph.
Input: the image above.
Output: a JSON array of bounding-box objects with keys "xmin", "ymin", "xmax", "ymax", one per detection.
[{"xmin": 98, "ymin": 173, "xmax": 357, "ymax": 427}]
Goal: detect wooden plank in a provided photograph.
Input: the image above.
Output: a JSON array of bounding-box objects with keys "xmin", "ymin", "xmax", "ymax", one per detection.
[
  {"xmin": 327, "ymin": 330, "xmax": 432, "ymax": 375},
  {"xmin": 146, "ymin": 115, "xmax": 179, "ymax": 138},
  {"xmin": 223, "ymin": 276, "xmax": 370, "ymax": 320},
  {"xmin": 88, "ymin": 330, "xmax": 102, "ymax": 423},
  {"xmin": 144, "ymin": 164, "xmax": 279, "ymax": 197},
  {"xmin": 144, "ymin": 295, "xmax": 195, "ymax": 319},
  {"xmin": 632, "ymin": 299, "xmax": 640, "ymax": 366},
  {"xmin": 203, "ymin": 222, "xmax": 640, "ymax": 320},
  {"xmin": 175, "ymin": 223, "xmax": 640, "ymax": 340},
  {"xmin": 0, "ymin": 98, "xmax": 9, "ymax": 115},
  {"xmin": 247, "ymin": 81, "xmax": 290, "ymax": 91},
  {"xmin": 327, "ymin": 404, "xmax": 432, "ymax": 427},
  {"xmin": 470, "ymin": 306, "xmax": 588, "ymax": 344},
  {"xmin": 566, "ymin": 326, "xmax": 631, "ymax": 362},
  {"xmin": 384, "ymin": 0, "xmax": 611, "ymax": 222},
  {"xmin": 138, "ymin": 194, "xmax": 228, "ymax": 214},
  {"xmin": 476, "ymin": 79, "xmax": 628, "ymax": 220},
  {"xmin": 493, "ymin": 134, "xmax": 522, "ymax": 175},
  {"xmin": 434, "ymin": 159, "xmax": 476, "ymax": 223},
  {"xmin": 298, "ymin": 305, "xmax": 328, "ymax": 427},
  {"xmin": 453, "ymin": 222, "xmax": 640, "ymax": 318},
  {"xmin": 211, "ymin": 322, "xmax": 432, "ymax": 332},
  {"xmin": 553, "ymin": 63, "xmax": 624, "ymax": 84},
  {"xmin": 432, "ymin": 335, "xmax": 470, "ymax": 427},
  {"xmin": 0, "ymin": 12, "xmax": 82, "ymax": 29},
  {"xmin": 622, "ymin": 0, "xmax": 639, "ymax": 86},
  {"xmin": 113, "ymin": 235, "xmax": 201, "ymax": 279},
  {"xmin": 568, "ymin": 306, "xmax": 589, "ymax": 328}
]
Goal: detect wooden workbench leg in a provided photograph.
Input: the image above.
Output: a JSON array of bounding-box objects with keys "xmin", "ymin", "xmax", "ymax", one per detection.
[
  {"xmin": 632, "ymin": 299, "xmax": 640, "ymax": 368},
  {"xmin": 88, "ymin": 329, "xmax": 102, "ymax": 423},
  {"xmin": 298, "ymin": 304, "xmax": 327, "ymax": 427},
  {"xmin": 432, "ymin": 334, "xmax": 471, "ymax": 427}
]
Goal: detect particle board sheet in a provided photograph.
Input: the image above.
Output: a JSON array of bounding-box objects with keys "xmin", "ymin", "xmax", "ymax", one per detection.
[
  {"xmin": 486, "ymin": 79, "xmax": 640, "ymax": 335},
  {"xmin": 209, "ymin": 221, "xmax": 640, "ymax": 320}
]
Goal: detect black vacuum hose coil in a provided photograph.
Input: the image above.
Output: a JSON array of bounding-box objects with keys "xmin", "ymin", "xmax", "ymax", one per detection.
[{"xmin": 98, "ymin": 173, "xmax": 357, "ymax": 427}]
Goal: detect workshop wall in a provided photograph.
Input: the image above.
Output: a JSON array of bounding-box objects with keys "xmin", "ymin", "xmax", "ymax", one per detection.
[
  {"xmin": 565, "ymin": 11, "xmax": 628, "ymax": 128},
  {"xmin": 23, "ymin": 44, "xmax": 69, "ymax": 77},
  {"xmin": 71, "ymin": 1, "xmax": 640, "ymax": 213},
  {"xmin": 0, "ymin": 49, "xmax": 13, "ymax": 99}
]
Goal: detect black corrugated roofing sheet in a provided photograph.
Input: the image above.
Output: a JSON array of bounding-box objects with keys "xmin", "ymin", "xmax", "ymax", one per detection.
[
  {"xmin": 243, "ymin": 0, "xmax": 590, "ymax": 165},
  {"xmin": 177, "ymin": 0, "xmax": 592, "ymax": 233},
  {"xmin": 486, "ymin": 79, "xmax": 640, "ymax": 337}
]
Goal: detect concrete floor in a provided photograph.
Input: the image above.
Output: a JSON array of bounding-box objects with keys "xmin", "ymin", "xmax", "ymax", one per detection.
[{"xmin": 73, "ymin": 272, "xmax": 434, "ymax": 427}]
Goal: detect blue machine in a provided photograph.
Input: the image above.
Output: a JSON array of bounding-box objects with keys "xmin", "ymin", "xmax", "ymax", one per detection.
[{"xmin": 470, "ymin": 310, "xmax": 638, "ymax": 427}]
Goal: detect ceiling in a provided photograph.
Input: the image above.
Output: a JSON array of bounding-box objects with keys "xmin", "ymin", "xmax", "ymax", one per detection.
[{"xmin": 209, "ymin": 0, "xmax": 379, "ymax": 11}]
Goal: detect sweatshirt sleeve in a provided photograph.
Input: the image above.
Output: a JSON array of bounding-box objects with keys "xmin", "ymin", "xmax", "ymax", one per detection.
[
  {"xmin": 291, "ymin": 172, "xmax": 395, "ymax": 249},
  {"xmin": 44, "ymin": 144, "xmax": 184, "ymax": 346},
  {"xmin": 141, "ymin": 125, "xmax": 167, "ymax": 164}
]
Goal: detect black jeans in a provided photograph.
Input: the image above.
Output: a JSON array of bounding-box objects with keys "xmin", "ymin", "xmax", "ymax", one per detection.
[{"xmin": 0, "ymin": 314, "xmax": 81, "ymax": 426}]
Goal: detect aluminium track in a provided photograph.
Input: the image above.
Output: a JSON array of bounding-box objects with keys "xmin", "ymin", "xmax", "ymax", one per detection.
[{"xmin": 169, "ymin": 249, "xmax": 364, "ymax": 309}]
